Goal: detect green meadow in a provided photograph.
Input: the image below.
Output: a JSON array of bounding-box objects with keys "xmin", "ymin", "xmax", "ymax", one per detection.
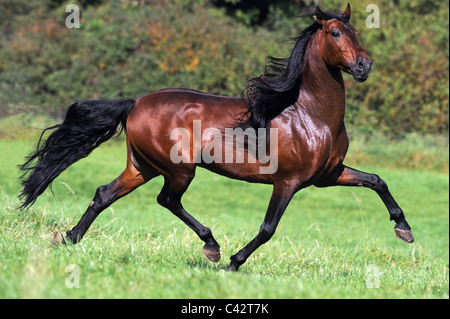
[{"xmin": 0, "ymin": 114, "xmax": 448, "ymax": 298}]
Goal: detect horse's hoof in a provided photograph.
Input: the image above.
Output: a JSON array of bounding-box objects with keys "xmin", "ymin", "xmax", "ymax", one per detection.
[
  {"xmin": 51, "ymin": 232, "xmax": 66, "ymax": 246},
  {"xmin": 202, "ymin": 248, "xmax": 221, "ymax": 262},
  {"xmin": 394, "ymin": 227, "xmax": 414, "ymax": 243},
  {"xmin": 223, "ymin": 262, "xmax": 240, "ymax": 272}
]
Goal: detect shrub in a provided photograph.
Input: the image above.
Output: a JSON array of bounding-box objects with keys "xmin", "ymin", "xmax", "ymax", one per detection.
[{"xmin": 0, "ymin": 0, "xmax": 447, "ymax": 135}]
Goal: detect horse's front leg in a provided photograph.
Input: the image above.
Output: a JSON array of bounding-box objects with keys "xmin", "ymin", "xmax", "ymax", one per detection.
[
  {"xmin": 316, "ymin": 164, "xmax": 414, "ymax": 243},
  {"xmin": 226, "ymin": 181, "xmax": 297, "ymax": 271}
]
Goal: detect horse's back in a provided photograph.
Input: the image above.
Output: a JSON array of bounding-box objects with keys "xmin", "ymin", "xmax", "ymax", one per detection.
[{"xmin": 125, "ymin": 89, "xmax": 244, "ymax": 173}]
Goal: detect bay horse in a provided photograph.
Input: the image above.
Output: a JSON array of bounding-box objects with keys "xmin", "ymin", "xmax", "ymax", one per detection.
[{"xmin": 19, "ymin": 4, "xmax": 413, "ymax": 271}]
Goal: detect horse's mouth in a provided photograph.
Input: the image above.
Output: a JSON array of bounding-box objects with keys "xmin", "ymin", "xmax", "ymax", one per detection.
[
  {"xmin": 353, "ymin": 73, "xmax": 369, "ymax": 82},
  {"xmin": 350, "ymin": 59, "xmax": 372, "ymax": 82}
]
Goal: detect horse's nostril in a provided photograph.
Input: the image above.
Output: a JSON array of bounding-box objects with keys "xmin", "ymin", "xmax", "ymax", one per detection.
[{"xmin": 358, "ymin": 61, "xmax": 364, "ymax": 71}]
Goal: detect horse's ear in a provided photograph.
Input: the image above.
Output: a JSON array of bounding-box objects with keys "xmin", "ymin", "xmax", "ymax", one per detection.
[
  {"xmin": 314, "ymin": 6, "xmax": 327, "ymax": 24},
  {"xmin": 343, "ymin": 3, "xmax": 351, "ymax": 20}
]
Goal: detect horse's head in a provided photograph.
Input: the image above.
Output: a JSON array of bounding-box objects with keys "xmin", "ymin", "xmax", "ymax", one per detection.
[{"xmin": 314, "ymin": 4, "xmax": 372, "ymax": 82}]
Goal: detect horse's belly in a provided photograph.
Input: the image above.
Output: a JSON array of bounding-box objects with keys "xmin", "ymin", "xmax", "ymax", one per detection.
[{"xmin": 199, "ymin": 162, "xmax": 274, "ymax": 184}]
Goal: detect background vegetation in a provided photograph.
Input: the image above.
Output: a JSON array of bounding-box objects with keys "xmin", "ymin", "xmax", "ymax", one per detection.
[{"xmin": 0, "ymin": 0, "xmax": 448, "ymax": 135}]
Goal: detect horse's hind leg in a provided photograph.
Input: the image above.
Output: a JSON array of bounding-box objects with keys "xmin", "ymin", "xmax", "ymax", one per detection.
[
  {"xmin": 157, "ymin": 175, "xmax": 221, "ymax": 262},
  {"xmin": 55, "ymin": 160, "xmax": 157, "ymax": 245}
]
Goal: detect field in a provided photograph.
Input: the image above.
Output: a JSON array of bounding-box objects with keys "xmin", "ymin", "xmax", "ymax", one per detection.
[{"xmin": 0, "ymin": 114, "xmax": 448, "ymax": 299}]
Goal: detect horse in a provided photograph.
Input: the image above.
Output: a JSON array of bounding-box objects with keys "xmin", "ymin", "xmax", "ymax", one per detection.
[{"xmin": 19, "ymin": 4, "xmax": 413, "ymax": 272}]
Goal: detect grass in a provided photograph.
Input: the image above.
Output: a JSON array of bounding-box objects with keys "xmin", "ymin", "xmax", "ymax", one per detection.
[{"xmin": 0, "ymin": 114, "xmax": 448, "ymax": 298}]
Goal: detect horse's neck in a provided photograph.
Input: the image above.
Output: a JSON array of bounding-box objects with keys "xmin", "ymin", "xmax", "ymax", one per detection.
[{"xmin": 296, "ymin": 38, "xmax": 346, "ymax": 133}]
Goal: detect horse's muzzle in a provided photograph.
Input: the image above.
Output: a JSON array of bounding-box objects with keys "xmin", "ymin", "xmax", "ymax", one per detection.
[{"xmin": 352, "ymin": 55, "xmax": 372, "ymax": 82}]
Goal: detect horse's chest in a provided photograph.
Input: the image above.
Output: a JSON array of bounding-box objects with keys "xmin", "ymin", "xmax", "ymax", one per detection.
[{"xmin": 282, "ymin": 116, "xmax": 349, "ymax": 183}]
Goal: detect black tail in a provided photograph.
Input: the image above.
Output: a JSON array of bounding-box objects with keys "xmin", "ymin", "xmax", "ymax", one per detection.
[{"xmin": 18, "ymin": 98, "xmax": 136, "ymax": 210}]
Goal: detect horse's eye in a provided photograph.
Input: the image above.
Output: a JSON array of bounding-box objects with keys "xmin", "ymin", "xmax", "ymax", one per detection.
[{"xmin": 331, "ymin": 30, "xmax": 341, "ymax": 39}]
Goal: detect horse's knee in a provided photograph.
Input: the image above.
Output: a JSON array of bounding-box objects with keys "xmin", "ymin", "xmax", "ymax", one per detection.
[{"xmin": 367, "ymin": 174, "xmax": 388, "ymax": 193}]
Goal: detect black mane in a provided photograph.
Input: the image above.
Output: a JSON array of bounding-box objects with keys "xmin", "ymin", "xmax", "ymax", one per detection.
[{"xmin": 241, "ymin": 6, "xmax": 350, "ymax": 131}]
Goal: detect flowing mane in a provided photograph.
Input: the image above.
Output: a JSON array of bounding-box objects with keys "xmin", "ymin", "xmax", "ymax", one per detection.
[{"xmin": 241, "ymin": 6, "xmax": 351, "ymax": 130}]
